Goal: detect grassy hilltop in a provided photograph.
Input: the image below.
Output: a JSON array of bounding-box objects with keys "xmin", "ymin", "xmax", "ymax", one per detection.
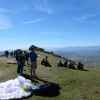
[{"xmin": 0, "ymin": 51, "xmax": 100, "ymax": 100}]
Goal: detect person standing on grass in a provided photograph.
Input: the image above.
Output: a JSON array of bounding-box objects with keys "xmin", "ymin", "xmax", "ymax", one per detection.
[
  {"xmin": 5, "ymin": 50, "xmax": 9, "ymax": 58},
  {"xmin": 14, "ymin": 50, "xmax": 16, "ymax": 58},
  {"xmin": 18, "ymin": 51, "xmax": 25, "ymax": 75},
  {"xmin": 26, "ymin": 51, "xmax": 30, "ymax": 65},
  {"xmin": 29, "ymin": 47, "xmax": 38, "ymax": 78}
]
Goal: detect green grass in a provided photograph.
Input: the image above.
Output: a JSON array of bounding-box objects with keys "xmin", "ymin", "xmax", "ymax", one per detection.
[{"xmin": 0, "ymin": 51, "xmax": 100, "ymax": 100}]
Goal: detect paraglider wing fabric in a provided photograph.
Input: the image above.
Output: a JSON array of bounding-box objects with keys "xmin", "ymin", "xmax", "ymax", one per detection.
[
  {"xmin": 0, "ymin": 76, "xmax": 32, "ymax": 100},
  {"xmin": 7, "ymin": 59, "xmax": 17, "ymax": 64}
]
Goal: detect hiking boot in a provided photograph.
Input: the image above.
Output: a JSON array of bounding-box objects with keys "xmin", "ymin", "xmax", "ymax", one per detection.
[
  {"xmin": 33, "ymin": 75, "xmax": 38, "ymax": 79},
  {"xmin": 31, "ymin": 75, "xmax": 33, "ymax": 78}
]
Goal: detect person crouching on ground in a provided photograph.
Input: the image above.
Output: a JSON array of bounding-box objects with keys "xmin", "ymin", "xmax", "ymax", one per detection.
[
  {"xmin": 29, "ymin": 47, "xmax": 38, "ymax": 78},
  {"xmin": 77, "ymin": 62, "xmax": 84, "ymax": 70}
]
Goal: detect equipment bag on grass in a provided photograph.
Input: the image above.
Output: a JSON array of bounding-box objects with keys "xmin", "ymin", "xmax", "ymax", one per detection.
[{"xmin": 30, "ymin": 82, "xmax": 59, "ymax": 95}]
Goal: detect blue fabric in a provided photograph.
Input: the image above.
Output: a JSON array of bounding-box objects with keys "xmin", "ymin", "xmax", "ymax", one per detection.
[{"xmin": 29, "ymin": 52, "xmax": 37, "ymax": 61}]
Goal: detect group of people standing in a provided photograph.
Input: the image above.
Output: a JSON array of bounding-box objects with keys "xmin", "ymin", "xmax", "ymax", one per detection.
[
  {"xmin": 5, "ymin": 48, "xmax": 84, "ymax": 78},
  {"xmin": 16, "ymin": 47, "xmax": 38, "ymax": 78},
  {"xmin": 4, "ymin": 50, "xmax": 15, "ymax": 58}
]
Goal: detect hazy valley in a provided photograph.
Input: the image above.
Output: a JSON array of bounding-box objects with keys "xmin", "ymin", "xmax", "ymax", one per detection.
[{"xmin": 52, "ymin": 46, "xmax": 100, "ymax": 67}]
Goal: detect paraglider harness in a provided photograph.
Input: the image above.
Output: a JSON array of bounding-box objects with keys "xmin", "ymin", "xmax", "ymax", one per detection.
[{"xmin": 30, "ymin": 82, "xmax": 60, "ymax": 95}]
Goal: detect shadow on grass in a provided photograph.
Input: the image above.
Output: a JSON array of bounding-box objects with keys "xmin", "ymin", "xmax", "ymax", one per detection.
[
  {"xmin": 22, "ymin": 74, "xmax": 39, "ymax": 83},
  {"xmin": 64, "ymin": 67, "xmax": 89, "ymax": 72},
  {"xmin": 78, "ymin": 69, "xmax": 89, "ymax": 71},
  {"xmin": 83, "ymin": 69, "xmax": 89, "ymax": 71},
  {"xmin": 35, "ymin": 77, "xmax": 48, "ymax": 83},
  {"xmin": 68, "ymin": 68, "xmax": 89, "ymax": 72}
]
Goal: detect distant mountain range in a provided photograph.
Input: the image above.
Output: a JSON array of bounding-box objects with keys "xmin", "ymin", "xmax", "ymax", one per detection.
[
  {"xmin": 46, "ymin": 46, "xmax": 100, "ymax": 51},
  {"xmin": 53, "ymin": 46, "xmax": 100, "ymax": 67},
  {"xmin": 0, "ymin": 51, "xmax": 5, "ymax": 56},
  {"xmin": 0, "ymin": 50, "xmax": 14, "ymax": 56}
]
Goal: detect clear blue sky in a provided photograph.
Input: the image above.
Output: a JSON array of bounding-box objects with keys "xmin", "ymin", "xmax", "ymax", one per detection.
[{"xmin": 0, "ymin": 0, "xmax": 100, "ymax": 51}]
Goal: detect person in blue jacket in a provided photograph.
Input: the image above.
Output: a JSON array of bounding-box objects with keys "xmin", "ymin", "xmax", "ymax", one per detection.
[{"xmin": 29, "ymin": 47, "xmax": 38, "ymax": 78}]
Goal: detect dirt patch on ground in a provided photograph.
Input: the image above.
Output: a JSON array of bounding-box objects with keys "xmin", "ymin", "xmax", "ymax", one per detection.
[{"xmin": 0, "ymin": 71, "xmax": 5, "ymax": 77}]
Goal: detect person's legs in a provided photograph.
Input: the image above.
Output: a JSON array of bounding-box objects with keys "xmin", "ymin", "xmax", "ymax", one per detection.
[
  {"xmin": 30, "ymin": 68, "xmax": 36, "ymax": 77},
  {"xmin": 31, "ymin": 61, "xmax": 37, "ymax": 78},
  {"xmin": 20, "ymin": 63, "xmax": 24, "ymax": 75},
  {"xmin": 30, "ymin": 66, "xmax": 33, "ymax": 76},
  {"xmin": 33, "ymin": 61, "xmax": 37, "ymax": 76},
  {"xmin": 17, "ymin": 63, "xmax": 20, "ymax": 74},
  {"xmin": 30, "ymin": 62, "xmax": 34, "ymax": 76},
  {"xmin": 32, "ymin": 68, "xmax": 35, "ymax": 76}
]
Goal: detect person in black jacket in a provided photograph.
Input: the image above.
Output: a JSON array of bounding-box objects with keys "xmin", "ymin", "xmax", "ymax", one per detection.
[
  {"xmin": 77, "ymin": 62, "xmax": 84, "ymax": 70},
  {"xmin": 41, "ymin": 59, "xmax": 45, "ymax": 65},
  {"xmin": 44, "ymin": 60, "xmax": 51, "ymax": 67},
  {"xmin": 57, "ymin": 61, "xmax": 63, "ymax": 67},
  {"xmin": 18, "ymin": 51, "xmax": 25, "ymax": 75}
]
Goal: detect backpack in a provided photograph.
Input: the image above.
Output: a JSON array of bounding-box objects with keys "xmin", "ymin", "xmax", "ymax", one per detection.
[{"xmin": 30, "ymin": 82, "xmax": 59, "ymax": 95}]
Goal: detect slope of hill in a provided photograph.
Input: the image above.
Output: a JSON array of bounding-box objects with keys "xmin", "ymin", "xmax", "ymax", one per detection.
[{"xmin": 0, "ymin": 51, "xmax": 100, "ymax": 100}]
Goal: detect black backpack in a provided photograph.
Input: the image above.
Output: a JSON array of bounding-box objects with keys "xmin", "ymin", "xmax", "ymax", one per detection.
[{"xmin": 30, "ymin": 82, "xmax": 59, "ymax": 95}]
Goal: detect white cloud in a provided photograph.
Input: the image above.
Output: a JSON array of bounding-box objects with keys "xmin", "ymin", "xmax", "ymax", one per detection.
[
  {"xmin": 32, "ymin": 0, "xmax": 53, "ymax": 14},
  {"xmin": 13, "ymin": 0, "xmax": 52, "ymax": 14},
  {"xmin": 23, "ymin": 19, "xmax": 47, "ymax": 24},
  {"xmin": 0, "ymin": 8, "xmax": 19, "ymax": 14},
  {"xmin": 64, "ymin": 0, "xmax": 100, "ymax": 11},
  {"xmin": 16, "ymin": 4, "xmax": 29, "ymax": 11},
  {"xmin": 0, "ymin": 16, "xmax": 12, "ymax": 30},
  {"xmin": 30, "ymin": 0, "xmax": 100, "ymax": 15},
  {"xmin": 0, "ymin": 7, "xmax": 19, "ymax": 30},
  {"xmin": 76, "ymin": 11, "xmax": 100, "ymax": 21}
]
